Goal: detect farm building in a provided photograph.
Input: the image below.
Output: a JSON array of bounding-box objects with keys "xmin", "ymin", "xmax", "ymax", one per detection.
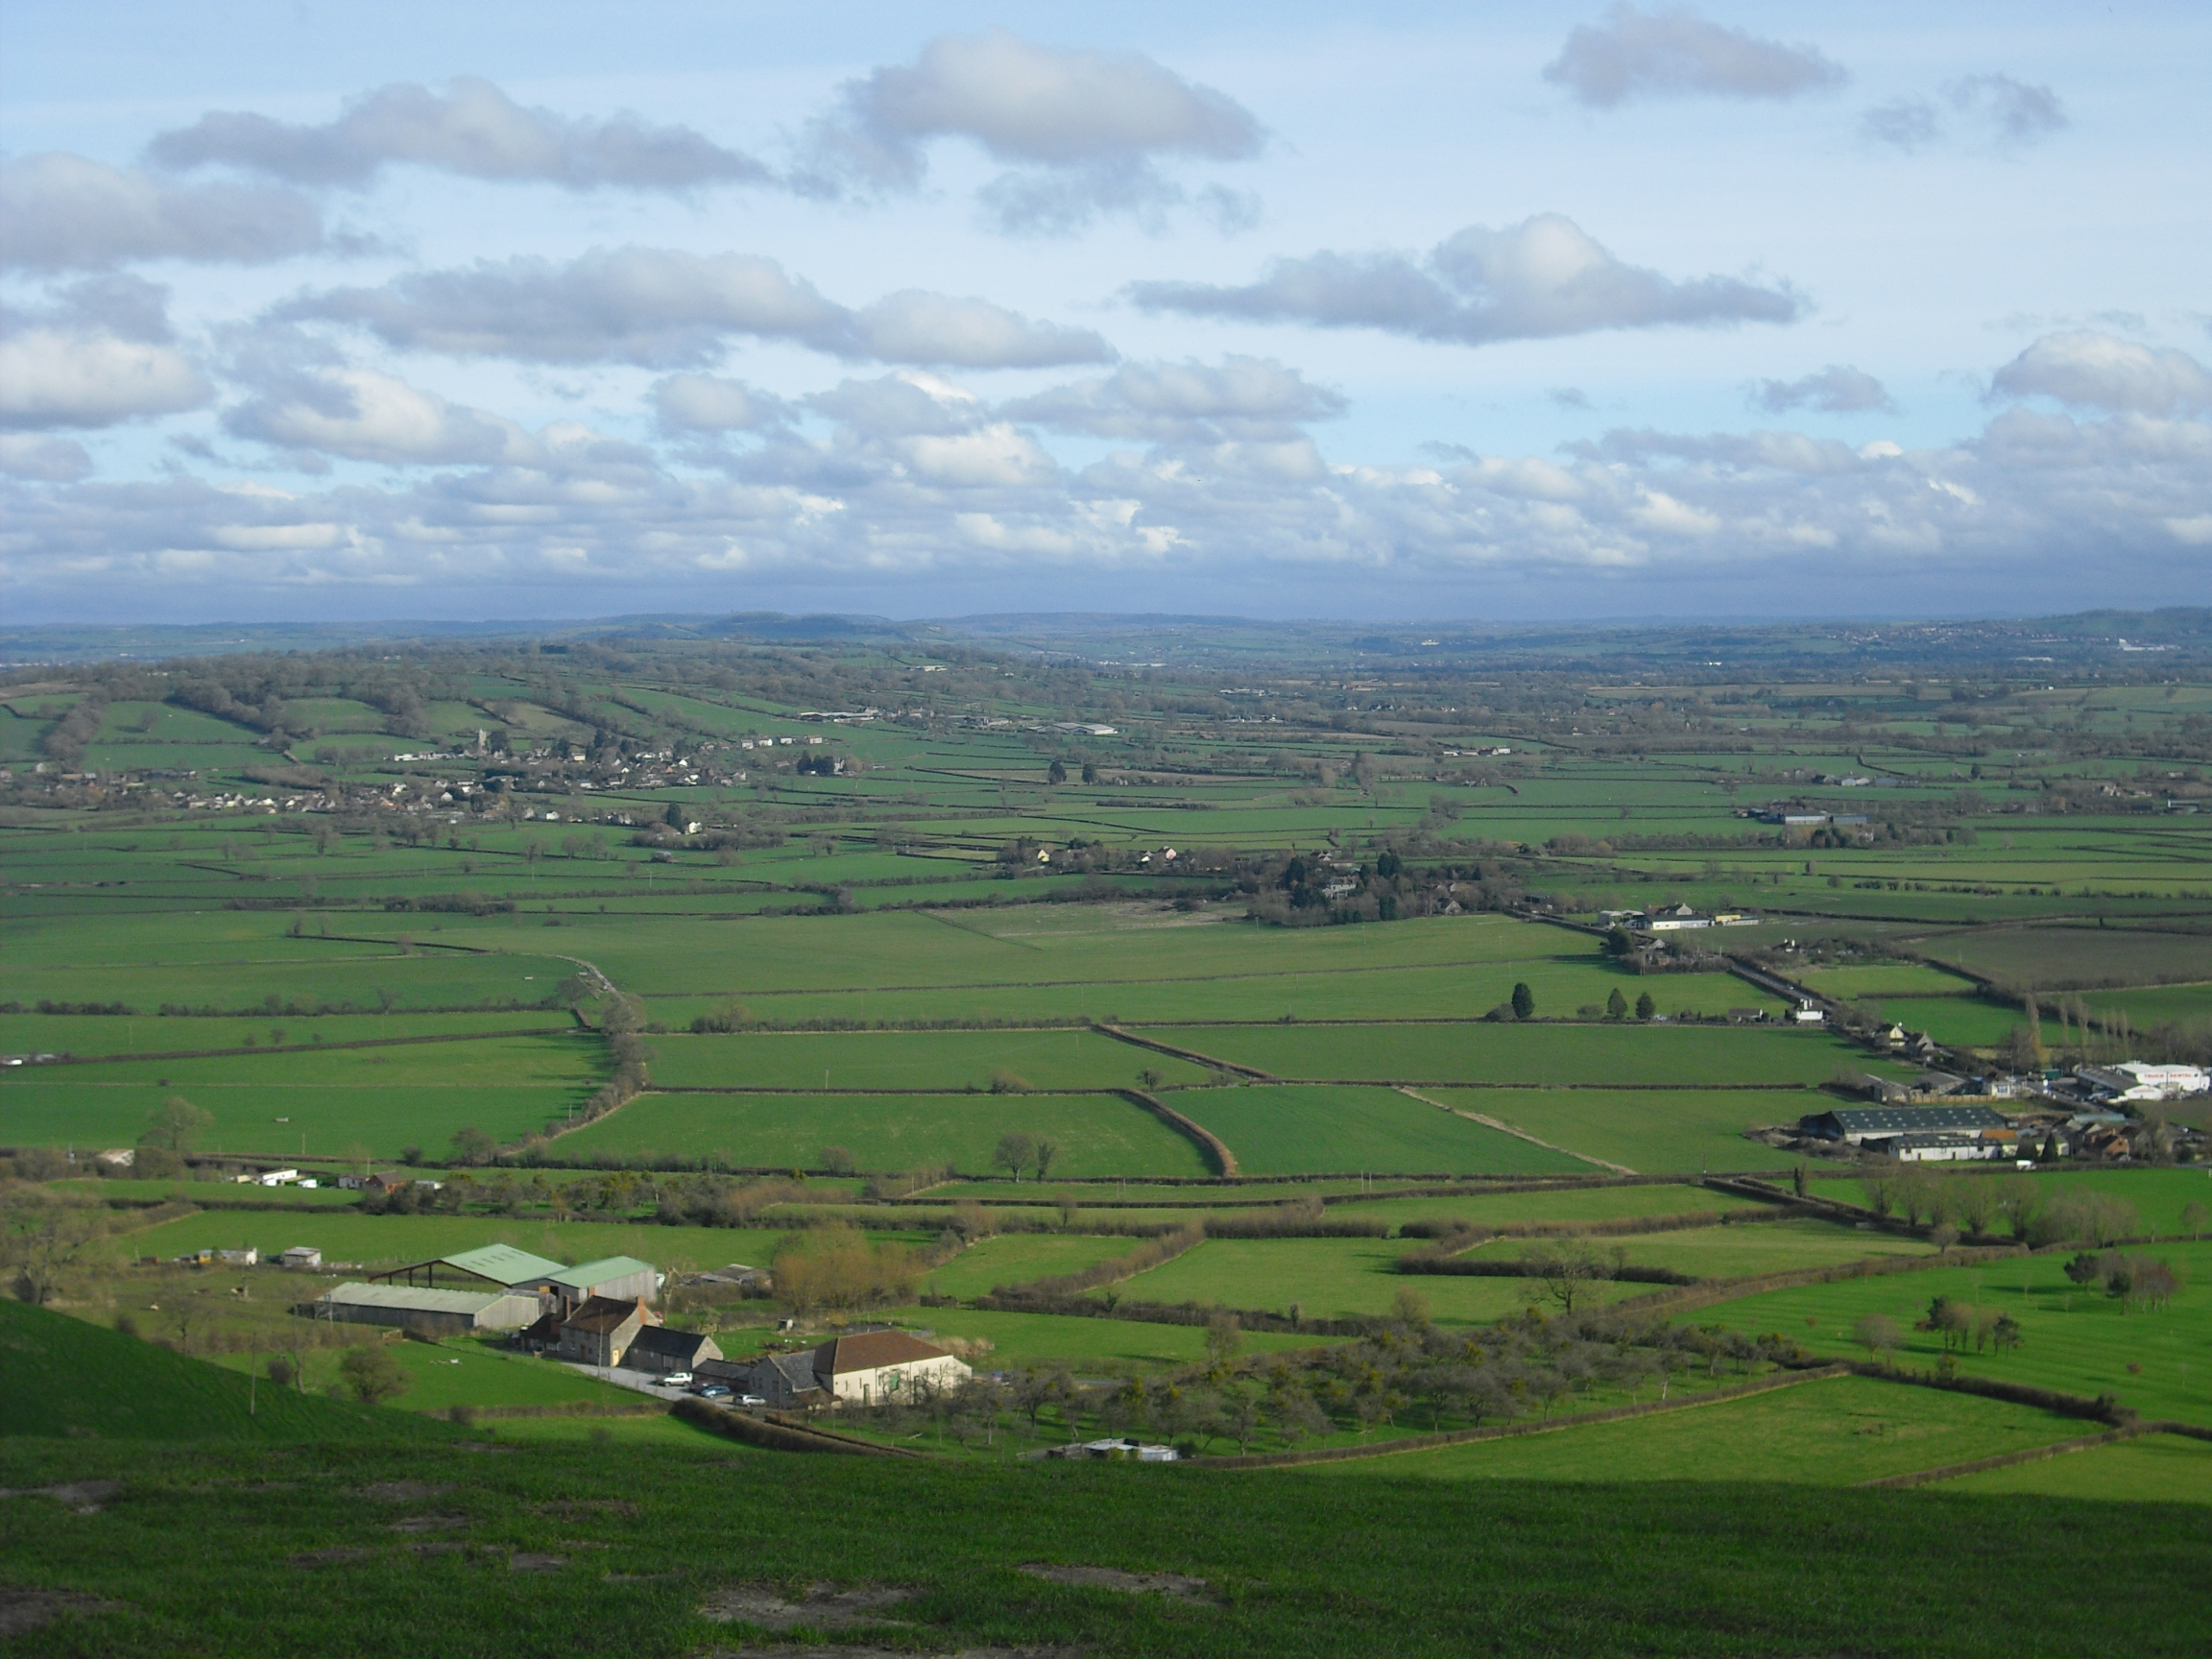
[
  {"xmin": 549, "ymin": 1257, "xmax": 660, "ymax": 1312},
  {"xmin": 811, "ymin": 1330, "xmax": 971, "ymax": 1405},
  {"xmin": 312, "ymin": 1282, "xmax": 541, "ymax": 1335},
  {"xmin": 369, "ymin": 1243, "xmax": 568, "ymax": 1296},
  {"xmin": 624, "ymin": 1326, "xmax": 722, "ymax": 1376},
  {"xmin": 1858, "ymin": 1129, "xmax": 2016, "ymax": 1164},
  {"xmin": 280, "ymin": 1246, "xmax": 322, "ymax": 1269},
  {"xmin": 2078, "ymin": 1062, "xmax": 2211, "ymax": 1101},
  {"xmin": 1799, "ymin": 1104, "xmax": 2011, "ymax": 1144},
  {"xmin": 741, "ymin": 1351, "xmax": 830, "ymax": 1407},
  {"xmin": 554, "ymin": 1295, "xmax": 659, "ymax": 1367}
]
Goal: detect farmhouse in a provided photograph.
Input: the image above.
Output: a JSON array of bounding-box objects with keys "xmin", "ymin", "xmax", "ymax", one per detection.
[
  {"xmin": 1798, "ymin": 1103, "xmax": 2011, "ymax": 1144},
  {"xmin": 555, "ymin": 1295, "xmax": 660, "ymax": 1367},
  {"xmin": 812, "ymin": 1330, "xmax": 972, "ymax": 1404},
  {"xmin": 312, "ymin": 1282, "xmax": 541, "ymax": 1335}
]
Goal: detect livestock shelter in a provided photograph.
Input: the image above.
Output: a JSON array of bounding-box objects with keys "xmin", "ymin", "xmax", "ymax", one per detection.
[{"xmin": 311, "ymin": 1283, "xmax": 540, "ymax": 1336}]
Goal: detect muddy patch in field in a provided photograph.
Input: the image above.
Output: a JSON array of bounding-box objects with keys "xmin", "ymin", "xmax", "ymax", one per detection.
[
  {"xmin": 288, "ymin": 1548, "xmax": 375, "ymax": 1569},
  {"xmin": 700, "ymin": 1582, "xmax": 921, "ymax": 1632},
  {"xmin": 509, "ymin": 1551, "xmax": 568, "ymax": 1574},
  {"xmin": 0, "ymin": 1479, "xmax": 123, "ymax": 1515},
  {"xmin": 354, "ymin": 1480, "xmax": 450, "ymax": 1503},
  {"xmin": 388, "ymin": 1513, "xmax": 470, "ymax": 1533},
  {"xmin": 1019, "ymin": 1564, "xmax": 1219, "ymax": 1603},
  {"xmin": 538, "ymin": 1499, "xmax": 637, "ymax": 1520},
  {"xmin": 706, "ymin": 1648, "xmax": 1078, "ymax": 1659},
  {"xmin": 0, "ymin": 1587, "xmax": 131, "ymax": 1637}
]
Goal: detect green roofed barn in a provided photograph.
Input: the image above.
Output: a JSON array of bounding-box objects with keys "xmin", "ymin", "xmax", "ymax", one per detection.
[
  {"xmin": 550, "ymin": 1257, "xmax": 659, "ymax": 1312},
  {"xmin": 311, "ymin": 1282, "xmax": 542, "ymax": 1335},
  {"xmin": 368, "ymin": 1243, "xmax": 569, "ymax": 1294}
]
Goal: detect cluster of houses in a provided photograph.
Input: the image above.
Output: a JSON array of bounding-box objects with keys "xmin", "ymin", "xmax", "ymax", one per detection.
[
  {"xmin": 302, "ymin": 1245, "xmax": 971, "ymax": 1407},
  {"xmin": 1600, "ymin": 903, "xmax": 1764, "ymax": 932}
]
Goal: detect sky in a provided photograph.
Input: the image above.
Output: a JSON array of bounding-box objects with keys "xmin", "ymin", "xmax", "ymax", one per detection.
[{"xmin": 2, "ymin": 1, "xmax": 2208, "ymax": 626}]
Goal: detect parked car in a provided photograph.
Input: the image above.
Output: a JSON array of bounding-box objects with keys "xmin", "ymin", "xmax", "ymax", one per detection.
[
  {"xmin": 694, "ymin": 1382, "xmax": 733, "ymax": 1400},
  {"xmin": 737, "ymin": 1394, "xmax": 766, "ymax": 1407},
  {"xmin": 661, "ymin": 1370, "xmax": 693, "ymax": 1387}
]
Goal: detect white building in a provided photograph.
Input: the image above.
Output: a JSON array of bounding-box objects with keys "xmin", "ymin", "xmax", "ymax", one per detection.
[
  {"xmin": 2078, "ymin": 1062, "xmax": 2210, "ymax": 1101},
  {"xmin": 811, "ymin": 1330, "xmax": 972, "ymax": 1405}
]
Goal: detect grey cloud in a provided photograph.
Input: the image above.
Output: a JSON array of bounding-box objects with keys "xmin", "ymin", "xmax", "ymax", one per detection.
[
  {"xmin": 0, "ymin": 435, "xmax": 94, "ymax": 481},
  {"xmin": 798, "ymin": 30, "xmax": 1262, "ymax": 233},
  {"xmin": 1549, "ymin": 387, "xmax": 1594, "ymax": 410},
  {"xmin": 1129, "ymin": 214, "xmax": 1803, "ymax": 346},
  {"xmin": 1863, "ymin": 75, "xmax": 2067, "ymax": 152},
  {"xmin": 150, "ymin": 77, "xmax": 768, "ymax": 193},
  {"xmin": 0, "ymin": 153, "xmax": 324, "ymax": 272},
  {"xmin": 1003, "ymin": 355, "xmax": 1345, "ymax": 442},
  {"xmin": 1950, "ymin": 75, "xmax": 2067, "ymax": 144},
  {"xmin": 281, "ymin": 246, "xmax": 1114, "ymax": 370},
  {"xmin": 806, "ymin": 373, "xmax": 982, "ymax": 438},
  {"xmin": 1752, "ymin": 365, "xmax": 1894, "ymax": 414},
  {"xmin": 1543, "ymin": 6, "xmax": 1845, "ymax": 108},
  {"xmin": 224, "ymin": 365, "xmax": 537, "ymax": 466},
  {"xmin": 651, "ymin": 375, "xmax": 789, "ymax": 435},
  {"xmin": 1991, "ymin": 332, "xmax": 2212, "ymax": 417}
]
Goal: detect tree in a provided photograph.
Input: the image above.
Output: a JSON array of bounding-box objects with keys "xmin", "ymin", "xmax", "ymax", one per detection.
[
  {"xmin": 1376, "ymin": 849, "xmax": 1402, "ymax": 879},
  {"xmin": 1606, "ymin": 988, "xmax": 1628, "ymax": 1020},
  {"xmin": 993, "ymin": 1132, "xmax": 1037, "ymax": 1182},
  {"xmin": 339, "ymin": 1344, "xmax": 412, "ymax": 1406},
  {"xmin": 1046, "ymin": 759, "xmax": 1068, "ymax": 784},
  {"xmin": 1603, "ymin": 926, "xmax": 1634, "ymax": 957},
  {"xmin": 818, "ymin": 1145, "xmax": 857, "ymax": 1176},
  {"xmin": 2181, "ymin": 1200, "xmax": 2208, "ymax": 1241},
  {"xmin": 1510, "ymin": 981, "xmax": 1534, "ymax": 1021},
  {"xmin": 1080, "ymin": 761, "xmax": 1097, "ymax": 784},
  {"xmin": 1204, "ymin": 1310, "xmax": 1243, "ymax": 1364},
  {"xmin": 1852, "ymin": 1313, "xmax": 1900, "ymax": 1364},
  {"xmin": 142, "ymin": 1095, "xmax": 213, "ymax": 1153},
  {"xmin": 1634, "ymin": 992, "xmax": 1655, "ymax": 1022},
  {"xmin": 1522, "ymin": 1240, "xmax": 1614, "ymax": 1313},
  {"xmin": 1137, "ymin": 1068, "xmax": 1164, "ymax": 1091},
  {"xmin": 449, "ymin": 1126, "xmax": 496, "ymax": 1166},
  {"xmin": 1990, "ymin": 1313, "xmax": 2024, "ymax": 1353},
  {"xmin": 1031, "ymin": 1136, "xmax": 1061, "ymax": 1180}
]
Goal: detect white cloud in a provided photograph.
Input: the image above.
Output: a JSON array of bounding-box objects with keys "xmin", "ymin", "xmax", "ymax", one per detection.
[
  {"xmin": 1004, "ymin": 355, "xmax": 1344, "ymax": 442},
  {"xmin": 226, "ymin": 366, "xmax": 538, "ymax": 465},
  {"xmin": 1752, "ymin": 365, "xmax": 1895, "ymax": 414},
  {"xmin": 283, "ymin": 246, "xmax": 1113, "ymax": 369},
  {"xmin": 149, "ymin": 77, "xmax": 768, "ymax": 192},
  {"xmin": 1543, "ymin": 7, "xmax": 1846, "ymax": 108},
  {"xmin": 1992, "ymin": 332, "xmax": 2212, "ymax": 417},
  {"xmin": 1130, "ymin": 214, "xmax": 1803, "ymax": 345},
  {"xmin": 651, "ymin": 375, "xmax": 787, "ymax": 434},
  {"xmin": 0, "ymin": 153, "xmax": 324, "ymax": 272},
  {"xmin": 798, "ymin": 30, "xmax": 1262, "ymax": 233},
  {"xmin": 1862, "ymin": 75, "xmax": 2067, "ymax": 153},
  {"xmin": 0, "ymin": 329, "xmax": 211, "ymax": 429}
]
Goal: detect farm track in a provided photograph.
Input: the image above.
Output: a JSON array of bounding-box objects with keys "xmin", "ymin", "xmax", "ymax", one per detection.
[{"xmin": 1094, "ymin": 1023, "xmax": 1273, "ymax": 1080}]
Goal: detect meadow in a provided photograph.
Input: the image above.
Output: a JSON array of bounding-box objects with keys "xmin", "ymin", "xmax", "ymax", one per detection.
[
  {"xmin": 553, "ymin": 1088, "xmax": 1213, "ymax": 1177},
  {"xmin": 1295, "ymin": 1372, "xmax": 2088, "ymax": 1485},
  {"xmin": 1940, "ymin": 1431, "xmax": 2212, "ymax": 1503},
  {"xmin": 1424, "ymin": 1087, "xmax": 1817, "ymax": 1173},
  {"xmin": 1168, "ymin": 1084, "xmax": 1593, "ymax": 1176},
  {"xmin": 642, "ymin": 1028, "xmax": 1211, "ymax": 1092}
]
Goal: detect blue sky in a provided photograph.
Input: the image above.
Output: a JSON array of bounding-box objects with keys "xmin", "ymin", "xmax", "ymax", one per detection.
[{"xmin": 3, "ymin": 2, "xmax": 2207, "ymax": 623}]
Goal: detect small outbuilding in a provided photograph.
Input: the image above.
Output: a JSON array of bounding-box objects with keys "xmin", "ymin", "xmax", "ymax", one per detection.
[
  {"xmin": 624, "ymin": 1325, "xmax": 723, "ymax": 1377},
  {"xmin": 280, "ymin": 1246, "xmax": 322, "ymax": 1269}
]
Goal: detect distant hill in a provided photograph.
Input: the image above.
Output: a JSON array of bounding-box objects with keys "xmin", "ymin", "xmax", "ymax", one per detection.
[{"xmin": 0, "ymin": 1301, "xmax": 453, "ymax": 1443}]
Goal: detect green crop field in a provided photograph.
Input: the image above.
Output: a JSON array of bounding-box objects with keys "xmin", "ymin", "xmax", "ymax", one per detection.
[
  {"xmin": 1808, "ymin": 1167, "xmax": 2212, "ymax": 1238},
  {"xmin": 1170, "ymin": 1084, "xmax": 1593, "ymax": 1176},
  {"xmin": 1295, "ymin": 1373, "xmax": 2085, "ymax": 1484},
  {"xmin": 1325, "ymin": 1182, "xmax": 1768, "ymax": 1228},
  {"xmin": 1425, "ymin": 1087, "xmax": 1815, "ymax": 1173},
  {"xmin": 1457, "ymin": 1216, "xmax": 1932, "ymax": 1277},
  {"xmin": 1686, "ymin": 1239, "xmax": 2212, "ymax": 1426},
  {"xmin": 553, "ymin": 1089, "xmax": 1213, "ymax": 1177},
  {"xmin": 922, "ymin": 1233, "xmax": 1142, "ymax": 1299},
  {"xmin": 871, "ymin": 1306, "xmax": 1340, "ymax": 1371}
]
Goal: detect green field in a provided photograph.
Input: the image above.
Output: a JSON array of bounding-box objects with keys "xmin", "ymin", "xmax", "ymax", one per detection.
[
  {"xmin": 0, "ymin": 1032, "xmax": 605, "ymax": 1158},
  {"xmin": 1808, "ymin": 1167, "xmax": 2212, "ymax": 1238},
  {"xmin": 1296, "ymin": 1373, "xmax": 2085, "ymax": 1484},
  {"xmin": 1941, "ymin": 1432, "xmax": 2212, "ymax": 1503},
  {"xmin": 1325, "ymin": 1182, "xmax": 1768, "ymax": 1228},
  {"xmin": 1457, "ymin": 1216, "xmax": 1931, "ymax": 1277},
  {"xmin": 643, "ymin": 1028, "xmax": 1212, "ymax": 1092},
  {"xmin": 1688, "ymin": 1239, "xmax": 2212, "ymax": 1426},
  {"xmin": 923, "ymin": 1233, "xmax": 1143, "ymax": 1298},
  {"xmin": 1143, "ymin": 1022, "xmax": 1889, "ymax": 1087},
  {"xmin": 1426, "ymin": 1087, "xmax": 1815, "ymax": 1173},
  {"xmin": 553, "ymin": 1089, "xmax": 1212, "ymax": 1177},
  {"xmin": 1171, "ymin": 1084, "xmax": 1592, "ymax": 1176}
]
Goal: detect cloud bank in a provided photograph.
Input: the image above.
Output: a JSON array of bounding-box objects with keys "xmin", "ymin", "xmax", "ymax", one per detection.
[
  {"xmin": 1544, "ymin": 7, "xmax": 1846, "ymax": 108},
  {"xmin": 1, "ymin": 154, "xmax": 325, "ymax": 272}
]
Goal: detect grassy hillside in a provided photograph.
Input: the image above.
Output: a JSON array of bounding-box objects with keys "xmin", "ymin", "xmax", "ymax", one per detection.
[{"xmin": 0, "ymin": 1300, "xmax": 451, "ymax": 1442}]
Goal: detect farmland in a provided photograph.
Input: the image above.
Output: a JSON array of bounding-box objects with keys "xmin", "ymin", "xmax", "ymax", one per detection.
[{"xmin": 6, "ymin": 613, "xmax": 2212, "ymax": 1649}]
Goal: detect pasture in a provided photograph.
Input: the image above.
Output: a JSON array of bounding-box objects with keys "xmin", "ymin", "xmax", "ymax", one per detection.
[
  {"xmin": 553, "ymin": 1088, "xmax": 1213, "ymax": 1177},
  {"xmin": 642, "ymin": 1028, "xmax": 1210, "ymax": 1093},
  {"xmin": 1170, "ymin": 1084, "xmax": 1592, "ymax": 1176},
  {"xmin": 1296, "ymin": 1373, "xmax": 2085, "ymax": 1485},
  {"xmin": 1939, "ymin": 1432, "xmax": 2212, "ymax": 1503},
  {"xmin": 1424, "ymin": 1087, "xmax": 1815, "ymax": 1173}
]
